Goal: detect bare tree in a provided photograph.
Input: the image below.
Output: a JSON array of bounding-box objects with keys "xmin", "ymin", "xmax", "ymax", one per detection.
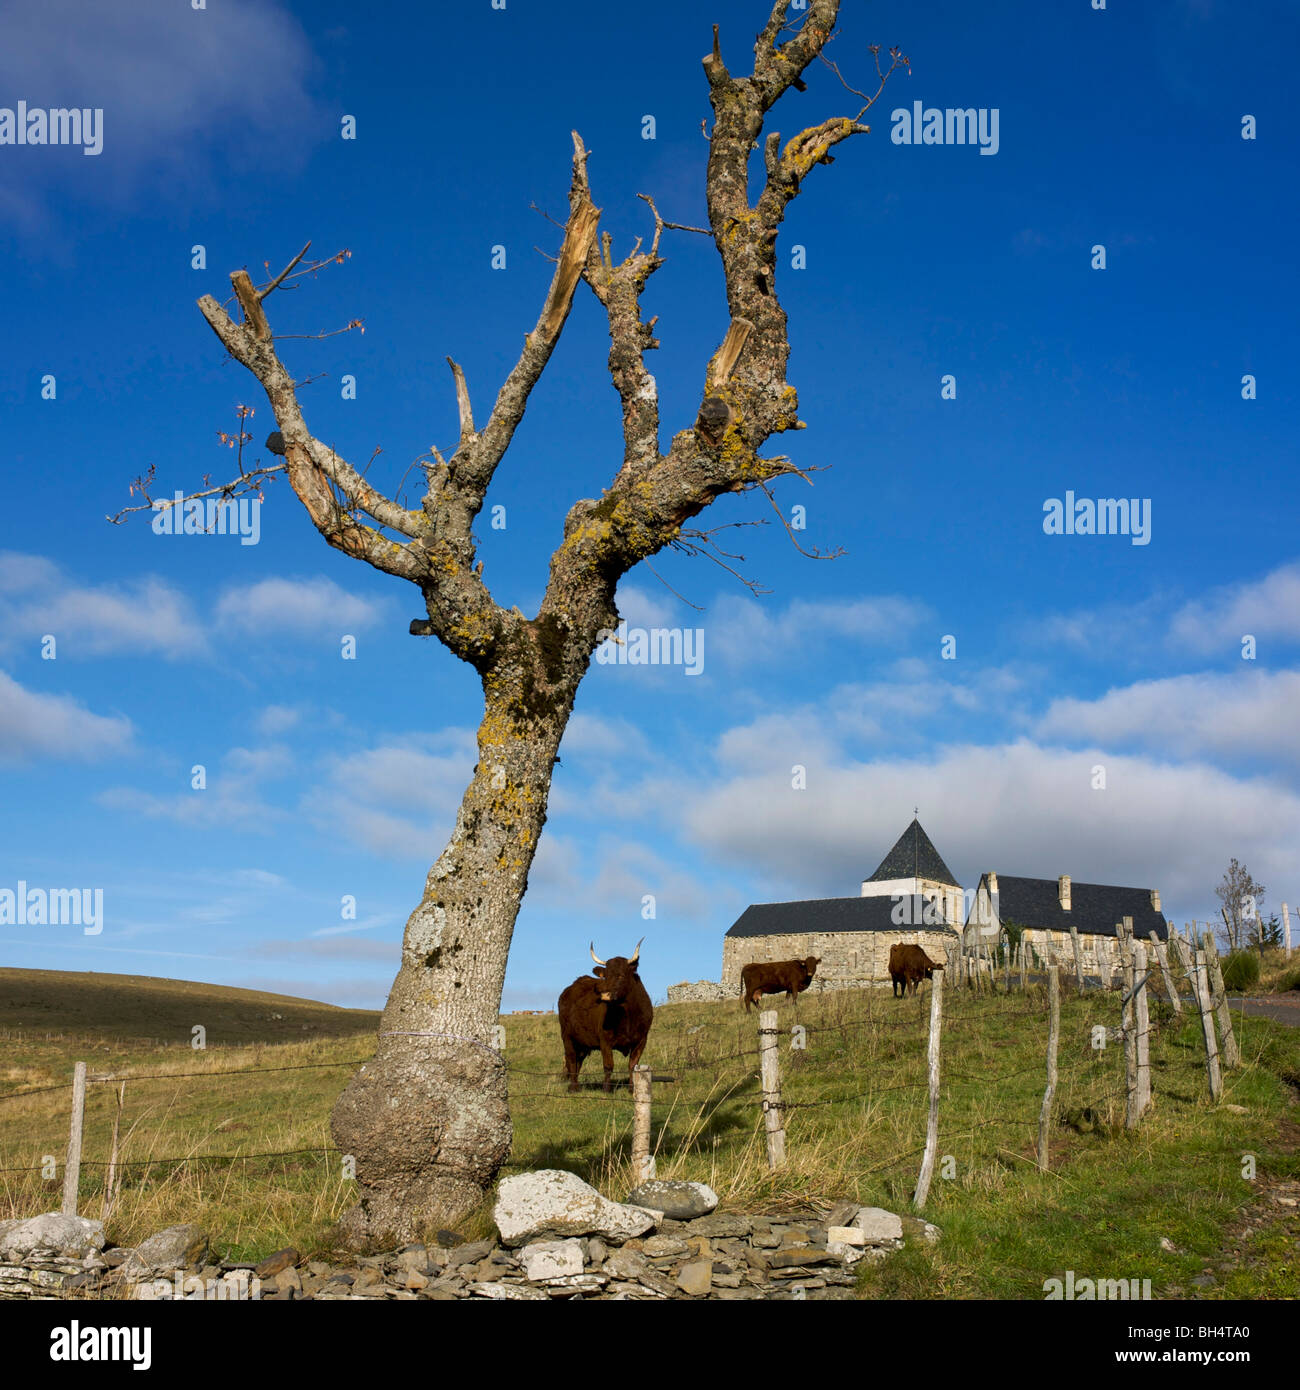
[
  {"xmin": 124, "ymin": 2, "xmax": 905, "ymax": 1245},
  {"xmin": 1215, "ymin": 857, "xmax": 1265, "ymax": 952}
]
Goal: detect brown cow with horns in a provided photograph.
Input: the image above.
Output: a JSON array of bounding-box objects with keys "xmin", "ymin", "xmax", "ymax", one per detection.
[{"xmin": 558, "ymin": 939, "xmax": 653, "ymax": 1092}]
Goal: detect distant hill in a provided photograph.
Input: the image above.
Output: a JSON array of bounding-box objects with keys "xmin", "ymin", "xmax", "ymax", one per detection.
[{"xmin": 0, "ymin": 968, "xmax": 379, "ymax": 1045}]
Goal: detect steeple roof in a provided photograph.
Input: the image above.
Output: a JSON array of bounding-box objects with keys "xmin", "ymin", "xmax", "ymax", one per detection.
[{"xmin": 865, "ymin": 818, "xmax": 959, "ymax": 888}]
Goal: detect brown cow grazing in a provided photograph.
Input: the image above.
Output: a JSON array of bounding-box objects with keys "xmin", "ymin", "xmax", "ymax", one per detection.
[
  {"xmin": 558, "ymin": 940, "xmax": 653, "ymax": 1092},
  {"xmin": 889, "ymin": 943, "xmax": 944, "ymax": 998},
  {"xmin": 740, "ymin": 956, "xmax": 820, "ymax": 1012}
]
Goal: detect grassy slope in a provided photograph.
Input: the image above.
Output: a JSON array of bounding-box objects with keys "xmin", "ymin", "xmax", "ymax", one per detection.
[{"xmin": 1, "ymin": 969, "xmax": 1296, "ymax": 1297}]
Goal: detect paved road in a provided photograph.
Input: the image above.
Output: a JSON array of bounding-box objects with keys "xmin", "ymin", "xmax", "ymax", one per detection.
[{"xmin": 1230, "ymin": 993, "xmax": 1300, "ymax": 1027}]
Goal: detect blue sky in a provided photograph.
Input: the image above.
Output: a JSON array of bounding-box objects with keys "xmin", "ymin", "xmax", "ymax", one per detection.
[{"xmin": 1, "ymin": 0, "xmax": 1297, "ymax": 1010}]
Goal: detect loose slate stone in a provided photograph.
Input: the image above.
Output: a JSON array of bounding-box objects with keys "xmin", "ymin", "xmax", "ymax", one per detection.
[
  {"xmin": 676, "ymin": 1259, "xmax": 713, "ymax": 1296},
  {"xmin": 625, "ymin": 1180, "xmax": 719, "ymax": 1220},
  {"xmin": 468, "ymin": 1281, "xmax": 550, "ymax": 1300},
  {"xmin": 767, "ymin": 1248, "xmax": 837, "ymax": 1269},
  {"xmin": 684, "ymin": 1213, "xmax": 752, "ymax": 1240},
  {"xmin": 254, "ymin": 1247, "xmax": 300, "ymax": 1279},
  {"xmin": 127, "ymin": 1225, "xmax": 210, "ymax": 1275}
]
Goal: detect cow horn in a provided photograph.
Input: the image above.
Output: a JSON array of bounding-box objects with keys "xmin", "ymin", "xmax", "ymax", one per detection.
[
  {"xmin": 630, "ymin": 937, "xmax": 643, "ymax": 964},
  {"xmin": 590, "ymin": 943, "xmax": 607, "ymax": 967}
]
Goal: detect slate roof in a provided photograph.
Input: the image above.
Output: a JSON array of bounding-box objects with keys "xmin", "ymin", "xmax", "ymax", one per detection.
[
  {"xmin": 864, "ymin": 818, "xmax": 960, "ymax": 887},
  {"xmin": 973, "ymin": 874, "xmax": 1168, "ymax": 940},
  {"xmin": 726, "ymin": 894, "xmax": 960, "ymax": 939}
]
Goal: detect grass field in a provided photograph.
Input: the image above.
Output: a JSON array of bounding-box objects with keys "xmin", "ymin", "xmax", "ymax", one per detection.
[{"xmin": 1, "ymin": 965, "xmax": 1297, "ymax": 1298}]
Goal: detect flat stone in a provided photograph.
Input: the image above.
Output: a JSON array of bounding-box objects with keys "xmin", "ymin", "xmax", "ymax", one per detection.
[
  {"xmin": 684, "ymin": 1213, "xmax": 751, "ymax": 1240},
  {"xmin": 642, "ymin": 1235, "xmax": 690, "ymax": 1258},
  {"xmin": 625, "ymin": 1180, "xmax": 719, "ymax": 1221},
  {"xmin": 254, "ymin": 1247, "xmax": 300, "ymax": 1279},
  {"xmin": 126, "ymin": 1225, "xmax": 210, "ymax": 1275},
  {"xmin": 543, "ymin": 1273, "xmax": 607, "ymax": 1295},
  {"xmin": 446, "ymin": 1240, "xmax": 494, "ymax": 1267},
  {"xmin": 767, "ymin": 1248, "xmax": 837, "ymax": 1270},
  {"xmin": 676, "ymin": 1259, "xmax": 713, "ymax": 1296},
  {"xmin": 827, "ymin": 1226, "xmax": 865, "ymax": 1246},
  {"xmin": 605, "ymin": 1280, "xmax": 668, "ymax": 1300},
  {"xmin": 520, "ymin": 1239, "xmax": 585, "ymax": 1281},
  {"xmin": 468, "ymin": 1281, "xmax": 550, "ymax": 1300},
  {"xmin": 495, "ymin": 1171, "xmax": 657, "ymax": 1247}
]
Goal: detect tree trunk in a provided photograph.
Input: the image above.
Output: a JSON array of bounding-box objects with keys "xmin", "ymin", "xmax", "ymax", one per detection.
[{"xmin": 330, "ymin": 634, "xmax": 587, "ymax": 1248}]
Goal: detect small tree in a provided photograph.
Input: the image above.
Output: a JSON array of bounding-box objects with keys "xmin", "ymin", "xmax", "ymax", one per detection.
[
  {"xmin": 114, "ymin": 2, "xmax": 908, "ymax": 1246},
  {"xmin": 1215, "ymin": 858, "xmax": 1265, "ymax": 952},
  {"xmin": 1248, "ymin": 912, "xmax": 1283, "ymax": 952}
]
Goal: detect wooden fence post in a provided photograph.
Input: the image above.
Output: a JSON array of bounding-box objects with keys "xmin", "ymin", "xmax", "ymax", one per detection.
[
  {"xmin": 1118, "ymin": 921, "xmax": 1140, "ymax": 1130},
  {"xmin": 913, "ymin": 966, "xmax": 944, "ymax": 1209},
  {"xmin": 1193, "ymin": 949, "xmax": 1223, "ymax": 1102},
  {"xmin": 1132, "ymin": 940, "xmax": 1152, "ymax": 1122},
  {"xmin": 631, "ymin": 1064, "xmax": 654, "ymax": 1183},
  {"xmin": 1149, "ymin": 931, "xmax": 1181, "ymax": 1016},
  {"xmin": 759, "ymin": 1010, "xmax": 786, "ymax": 1169},
  {"xmin": 1283, "ymin": 901, "xmax": 1292, "ymax": 959},
  {"xmin": 1038, "ymin": 965, "xmax": 1060, "ymax": 1172},
  {"xmin": 1200, "ymin": 931, "xmax": 1241, "ymax": 1070},
  {"xmin": 62, "ymin": 1061, "xmax": 87, "ymax": 1217},
  {"xmin": 1018, "ymin": 939, "xmax": 1027, "ymax": 992},
  {"xmin": 1069, "ymin": 924, "xmax": 1085, "ymax": 996}
]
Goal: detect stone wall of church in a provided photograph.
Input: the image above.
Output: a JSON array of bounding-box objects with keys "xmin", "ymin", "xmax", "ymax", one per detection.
[{"xmin": 721, "ymin": 929, "xmax": 960, "ymax": 994}]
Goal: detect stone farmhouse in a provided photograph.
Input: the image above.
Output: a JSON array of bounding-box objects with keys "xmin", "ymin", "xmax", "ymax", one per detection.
[
  {"xmin": 667, "ymin": 818, "xmax": 1170, "ymax": 1001},
  {"xmin": 966, "ymin": 872, "xmax": 1169, "ymax": 973}
]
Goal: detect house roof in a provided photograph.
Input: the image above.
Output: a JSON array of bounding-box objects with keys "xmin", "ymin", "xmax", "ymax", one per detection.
[
  {"xmin": 726, "ymin": 894, "xmax": 960, "ymax": 939},
  {"xmin": 865, "ymin": 817, "xmax": 960, "ymax": 887},
  {"xmin": 971, "ymin": 874, "xmax": 1168, "ymax": 940}
]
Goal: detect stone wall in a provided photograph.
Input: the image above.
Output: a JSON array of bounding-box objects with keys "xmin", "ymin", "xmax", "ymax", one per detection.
[
  {"xmin": 722, "ymin": 929, "xmax": 959, "ymax": 993},
  {"xmin": 665, "ymin": 980, "xmax": 731, "ymax": 1004}
]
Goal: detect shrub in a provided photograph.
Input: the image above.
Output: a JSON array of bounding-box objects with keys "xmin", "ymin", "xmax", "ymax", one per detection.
[{"xmin": 1221, "ymin": 950, "xmax": 1261, "ymax": 992}]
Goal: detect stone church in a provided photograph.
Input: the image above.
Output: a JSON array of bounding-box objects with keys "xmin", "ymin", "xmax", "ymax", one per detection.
[{"xmin": 717, "ymin": 818, "xmax": 962, "ymax": 994}]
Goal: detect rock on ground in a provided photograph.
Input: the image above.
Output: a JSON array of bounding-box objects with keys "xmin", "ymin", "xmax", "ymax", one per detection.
[{"xmin": 494, "ymin": 1170, "xmax": 657, "ymax": 1247}]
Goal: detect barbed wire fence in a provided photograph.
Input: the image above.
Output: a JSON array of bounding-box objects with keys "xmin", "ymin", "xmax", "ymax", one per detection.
[{"xmin": 0, "ymin": 959, "xmax": 1215, "ymax": 1221}]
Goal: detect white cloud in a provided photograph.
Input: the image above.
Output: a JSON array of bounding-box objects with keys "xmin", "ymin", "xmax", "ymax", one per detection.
[
  {"xmin": 0, "ymin": 0, "xmax": 321, "ymax": 225},
  {"xmin": 305, "ymin": 732, "xmax": 477, "ymax": 860},
  {"xmin": 1037, "ymin": 669, "xmax": 1300, "ymax": 764},
  {"xmin": 0, "ymin": 669, "xmax": 133, "ymax": 762},
  {"xmin": 705, "ymin": 592, "xmax": 929, "ymax": 669},
  {"xmin": 0, "ymin": 552, "xmax": 205, "ymax": 659},
  {"xmin": 214, "ymin": 577, "xmax": 385, "ymax": 637},
  {"xmin": 1170, "ymin": 561, "xmax": 1300, "ymax": 654},
  {"xmin": 98, "ymin": 743, "xmax": 291, "ymax": 828}
]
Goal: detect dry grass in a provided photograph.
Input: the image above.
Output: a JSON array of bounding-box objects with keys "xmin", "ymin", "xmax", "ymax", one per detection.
[{"xmin": 2, "ymin": 969, "xmax": 1297, "ymax": 1295}]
